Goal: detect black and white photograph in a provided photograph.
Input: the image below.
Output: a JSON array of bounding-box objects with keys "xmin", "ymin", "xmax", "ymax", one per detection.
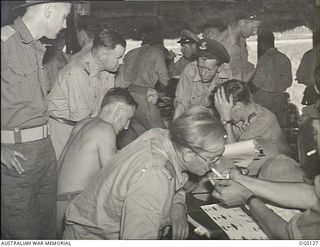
[{"xmin": 1, "ymin": 0, "xmax": 319, "ymax": 243}]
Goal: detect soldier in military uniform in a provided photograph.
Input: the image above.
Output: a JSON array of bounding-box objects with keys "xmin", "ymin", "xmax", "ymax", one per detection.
[
  {"xmin": 63, "ymin": 107, "xmax": 226, "ymax": 240},
  {"xmin": 1, "ymin": 1, "xmax": 71, "ymax": 239},
  {"xmin": 168, "ymin": 29, "xmax": 200, "ymax": 79},
  {"xmin": 47, "ymin": 29, "xmax": 126, "ymax": 160},
  {"xmin": 173, "ymin": 38, "xmax": 230, "ymax": 120}
]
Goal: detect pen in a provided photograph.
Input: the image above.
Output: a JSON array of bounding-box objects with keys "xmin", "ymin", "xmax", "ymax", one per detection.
[{"xmin": 211, "ymin": 167, "xmax": 223, "ymax": 178}]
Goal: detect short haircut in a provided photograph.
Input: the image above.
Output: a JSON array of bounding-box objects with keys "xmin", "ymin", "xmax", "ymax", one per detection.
[
  {"xmin": 77, "ymin": 15, "xmax": 102, "ymax": 39},
  {"xmin": 93, "ymin": 29, "xmax": 126, "ymax": 50},
  {"xmin": 169, "ymin": 106, "xmax": 226, "ymax": 153},
  {"xmin": 211, "ymin": 79, "xmax": 252, "ymax": 106},
  {"xmin": 258, "ymin": 31, "xmax": 275, "ymax": 47},
  {"xmin": 100, "ymin": 88, "xmax": 137, "ymax": 109}
]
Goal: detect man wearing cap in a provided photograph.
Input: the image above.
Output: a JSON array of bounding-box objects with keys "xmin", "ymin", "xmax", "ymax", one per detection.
[
  {"xmin": 1, "ymin": 0, "xmax": 71, "ymax": 239},
  {"xmin": 115, "ymin": 27, "xmax": 170, "ymax": 148},
  {"xmin": 203, "ymin": 16, "xmax": 261, "ymax": 82},
  {"xmin": 48, "ymin": 29, "xmax": 126, "ymax": 160},
  {"xmin": 173, "ymin": 38, "xmax": 230, "ymax": 119},
  {"xmin": 168, "ymin": 29, "xmax": 200, "ymax": 78}
]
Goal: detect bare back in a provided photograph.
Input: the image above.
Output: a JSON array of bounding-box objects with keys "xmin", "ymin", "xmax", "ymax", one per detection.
[{"xmin": 57, "ymin": 117, "xmax": 117, "ymax": 195}]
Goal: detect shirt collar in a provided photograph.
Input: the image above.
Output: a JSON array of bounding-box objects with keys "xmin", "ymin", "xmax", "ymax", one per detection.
[
  {"xmin": 81, "ymin": 51, "xmax": 100, "ymax": 78},
  {"xmin": 14, "ymin": 17, "xmax": 34, "ymax": 44}
]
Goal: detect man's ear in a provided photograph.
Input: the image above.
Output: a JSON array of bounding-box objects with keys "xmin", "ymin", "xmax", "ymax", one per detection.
[
  {"xmin": 182, "ymin": 148, "xmax": 195, "ymax": 163},
  {"xmin": 233, "ymin": 102, "xmax": 243, "ymax": 111},
  {"xmin": 114, "ymin": 103, "xmax": 124, "ymax": 116},
  {"xmin": 97, "ymin": 48, "xmax": 108, "ymax": 62}
]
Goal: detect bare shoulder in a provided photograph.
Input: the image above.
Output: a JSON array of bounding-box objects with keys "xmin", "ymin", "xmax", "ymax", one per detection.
[{"xmin": 86, "ymin": 119, "xmax": 116, "ymax": 139}]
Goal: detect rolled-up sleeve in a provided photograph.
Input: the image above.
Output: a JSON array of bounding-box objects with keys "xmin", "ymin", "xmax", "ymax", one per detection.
[
  {"xmin": 174, "ymin": 68, "xmax": 193, "ymax": 110},
  {"xmin": 154, "ymin": 49, "xmax": 170, "ymax": 87},
  {"xmin": 120, "ymin": 169, "xmax": 171, "ymax": 239}
]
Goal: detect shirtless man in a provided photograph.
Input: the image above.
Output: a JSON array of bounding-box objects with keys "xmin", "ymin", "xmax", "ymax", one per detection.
[{"xmin": 56, "ymin": 88, "xmax": 137, "ymax": 238}]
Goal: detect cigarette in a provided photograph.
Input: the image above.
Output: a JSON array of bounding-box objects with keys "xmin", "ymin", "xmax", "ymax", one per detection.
[
  {"xmin": 211, "ymin": 167, "xmax": 223, "ymax": 178},
  {"xmin": 307, "ymin": 149, "xmax": 317, "ymax": 156}
]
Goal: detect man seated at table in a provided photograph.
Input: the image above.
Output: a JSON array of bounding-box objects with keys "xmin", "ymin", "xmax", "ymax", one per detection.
[
  {"xmin": 212, "ymin": 79, "xmax": 290, "ymax": 154},
  {"xmin": 173, "ymin": 38, "xmax": 230, "ymax": 120},
  {"xmin": 56, "ymin": 88, "xmax": 137, "ymax": 238},
  {"xmin": 211, "ymin": 101, "xmax": 320, "ymax": 239},
  {"xmin": 63, "ymin": 106, "xmax": 226, "ymax": 239}
]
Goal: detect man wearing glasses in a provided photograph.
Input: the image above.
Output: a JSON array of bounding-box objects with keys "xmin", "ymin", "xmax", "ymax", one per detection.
[
  {"xmin": 173, "ymin": 38, "xmax": 230, "ymax": 120},
  {"xmin": 62, "ymin": 106, "xmax": 226, "ymax": 240}
]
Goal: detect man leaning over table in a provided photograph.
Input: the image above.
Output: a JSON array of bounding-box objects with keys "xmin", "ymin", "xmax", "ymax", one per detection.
[{"xmin": 48, "ymin": 29, "xmax": 126, "ymax": 160}]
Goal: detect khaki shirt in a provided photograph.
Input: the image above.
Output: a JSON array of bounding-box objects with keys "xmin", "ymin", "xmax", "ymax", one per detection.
[
  {"xmin": 64, "ymin": 128, "xmax": 188, "ymax": 239},
  {"xmin": 1, "ymin": 17, "xmax": 48, "ymax": 129},
  {"xmin": 210, "ymin": 26, "xmax": 255, "ymax": 82},
  {"xmin": 115, "ymin": 44, "xmax": 169, "ymax": 88},
  {"xmin": 175, "ymin": 61, "xmax": 224, "ymax": 110},
  {"xmin": 168, "ymin": 56, "xmax": 191, "ymax": 78},
  {"xmin": 251, "ymin": 48, "xmax": 292, "ymax": 93},
  {"xmin": 48, "ymin": 51, "xmax": 114, "ymax": 121},
  {"xmin": 232, "ymin": 104, "xmax": 282, "ymax": 142}
]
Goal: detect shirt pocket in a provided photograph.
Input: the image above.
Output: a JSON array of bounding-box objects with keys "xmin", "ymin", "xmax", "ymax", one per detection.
[{"xmin": 4, "ymin": 61, "xmax": 38, "ymax": 102}]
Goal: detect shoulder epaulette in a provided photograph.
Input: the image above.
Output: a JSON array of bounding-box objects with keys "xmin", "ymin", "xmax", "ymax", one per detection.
[{"xmin": 1, "ymin": 26, "xmax": 16, "ymax": 42}]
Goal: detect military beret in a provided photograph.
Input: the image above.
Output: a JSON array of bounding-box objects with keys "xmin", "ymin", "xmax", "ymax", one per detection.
[
  {"xmin": 177, "ymin": 29, "xmax": 200, "ymax": 45},
  {"xmin": 12, "ymin": 0, "xmax": 81, "ymax": 9},
  {"xmin": 196, "ymin": 38, "xmax": 230, "ymax": 64}
]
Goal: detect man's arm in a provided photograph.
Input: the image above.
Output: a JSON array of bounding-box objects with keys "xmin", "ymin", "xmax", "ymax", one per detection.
[
  {"xmin": 214, "ymin": 87, "xmax": 238, "ymax": 143},
  {"xmin": 97, "ymin": 123, "xmax": 117, "ymax": 169},
  {"xmin": 212, "ymin": 179, "xmax": 289, "ymax": 239},
  {"xmin": 170, "ymin": 189, "xmax": 189, "ymax": 239},
  {"xmin": 120, "ymin": 169, "xmax": 170, "ymax": 239},
  {"xmin": 231, "ymin": 171, "xmax": 317, "ymax": 209},
  {"xmin": 154, "ymin": 48, "xmax": 170, "ymax": 87},
  {"xmin": 173, "ymin": 68, "xmax": 192, "ymax": 120}
]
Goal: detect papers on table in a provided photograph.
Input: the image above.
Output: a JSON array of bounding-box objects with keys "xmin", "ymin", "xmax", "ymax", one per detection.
[{"xmin": 200, "ymin": 203, "xmax": 300, "ymax": 240}]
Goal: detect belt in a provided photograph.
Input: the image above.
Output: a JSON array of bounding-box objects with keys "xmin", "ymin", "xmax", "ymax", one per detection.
[
  {"xmin": 57, "ymin": 191, "xmax": 81, "ymax": 202},
  {"xmin": 49, "ymin": 116, "xmax": 77, "ymax": 126},
  {"xmin": 1, "ymin": 123, "xmax": 50, "ymax": 144}
]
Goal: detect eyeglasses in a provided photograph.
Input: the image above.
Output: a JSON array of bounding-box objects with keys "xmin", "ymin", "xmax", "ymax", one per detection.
[{"xmin": 187, "ymin": 145, "xmax": 222, "ymax": 168}]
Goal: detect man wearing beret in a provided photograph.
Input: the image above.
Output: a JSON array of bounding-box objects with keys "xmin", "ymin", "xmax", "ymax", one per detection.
[
  {"xmin": 173, "ymin": 38, "xmax": 230, "ymax": 119},
  {"xmin": 168, "ymin": 29, "xmax": 200, "ymax": 78},
  {"xmin": 1, "ymin": 0, "xmax": 71, "ymax": 239}
]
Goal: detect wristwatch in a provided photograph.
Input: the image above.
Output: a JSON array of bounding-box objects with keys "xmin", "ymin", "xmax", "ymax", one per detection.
[
  {"xmin": 222, "ymin": 119, "xmax": 232, "ymax": 125},
  {"xmin": 245, "ymin": 194, "xmax": 257, "ymax": 206}
]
